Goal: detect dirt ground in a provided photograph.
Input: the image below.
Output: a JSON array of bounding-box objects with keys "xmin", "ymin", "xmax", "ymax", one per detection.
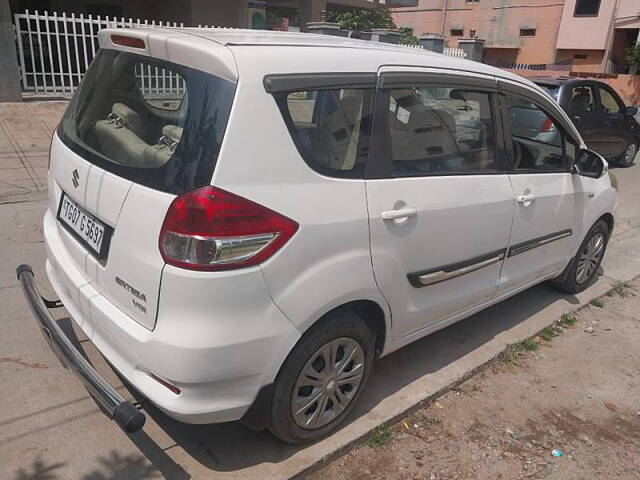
[{"xmin": 309, "ymin": 279, "xmax": 640, "ymax": 480}]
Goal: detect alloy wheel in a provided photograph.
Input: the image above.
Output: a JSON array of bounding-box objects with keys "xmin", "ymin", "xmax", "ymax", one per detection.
[
  {"xmin": 291, "ymin": 337, "xmax": 365, "ymax": 429},
  {"xmin": 624, "ymin": 142, "xmax": 637, "ymax": 166},
  {"xmin": 576, "ymin": 232, "xmax": 605, "ymax": 284}
]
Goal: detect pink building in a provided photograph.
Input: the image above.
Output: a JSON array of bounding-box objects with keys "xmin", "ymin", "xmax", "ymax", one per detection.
[
  {"xmin": 556, "ymin": 0, "xmax": 640, "ymax": 73},
  {"xmin": 392, "ymin": 0, "xmax": 640, "ymax": 72}
]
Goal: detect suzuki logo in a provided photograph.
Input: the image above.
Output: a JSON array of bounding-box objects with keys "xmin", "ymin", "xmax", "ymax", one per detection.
[{"xmin": 72, "ymin": 169, "xmax": 79, "ymax": 188}]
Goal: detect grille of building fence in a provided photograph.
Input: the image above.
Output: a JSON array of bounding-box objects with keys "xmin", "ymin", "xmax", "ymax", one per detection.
[
  {"xmin": 13, "ymin": 10, "xmax": 196, "ymax": 96},
  {"xmin": 401, "ymin": 43, "xmax": 467, "ymax": 59}
]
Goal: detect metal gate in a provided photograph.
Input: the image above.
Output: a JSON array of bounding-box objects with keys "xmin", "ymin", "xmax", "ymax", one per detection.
[{"xmin": 13, "ymin": 10, "xmax": 199, "ymax": 96}]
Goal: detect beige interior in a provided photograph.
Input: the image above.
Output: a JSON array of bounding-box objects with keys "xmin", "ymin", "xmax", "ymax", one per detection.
[{"xmin": 95, "ymin": 103, "xmax": 182, "ymax": 168}]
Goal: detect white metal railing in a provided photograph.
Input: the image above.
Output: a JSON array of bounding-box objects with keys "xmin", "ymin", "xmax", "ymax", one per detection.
[
  {"xmin": 443, "ymin": 46, "xmax": 466, "ymax": 58},
  {"xmin": 401, "ymin": 43, "xmax": 467, "ymax": 59},
  {"xmin": 13, "ymin": 10, "xmax": 198, "ymax": 96}
]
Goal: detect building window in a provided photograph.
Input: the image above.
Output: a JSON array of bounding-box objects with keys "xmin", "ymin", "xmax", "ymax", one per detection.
[
  {"xmin": 574, "ymin": 53, "xmax": 588, "ymax": 59},
  {"xmin": 450, "ymin": 29, "xmax": 464, "ymax": 37},
  {"xmin": 466, "ymin": 0, "xmax": 480, "ymax": 3},
  {"xmin": 574, "ymin": 0, "xmax": 601, "ymax": 16},
  {"xmin": 519, "ymin": 28, "xmax": 536, "ymax": 37}
]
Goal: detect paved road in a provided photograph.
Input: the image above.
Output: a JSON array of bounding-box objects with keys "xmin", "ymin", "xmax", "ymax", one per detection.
[{"xmin": 1, "ymin": 102, "xmax": 640, "ymax": 480}]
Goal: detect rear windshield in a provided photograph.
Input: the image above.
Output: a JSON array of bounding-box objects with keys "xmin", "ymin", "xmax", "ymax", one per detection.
[{"xmin": 58, "ymin": 49, "xmax": 236, "ymax": 194}]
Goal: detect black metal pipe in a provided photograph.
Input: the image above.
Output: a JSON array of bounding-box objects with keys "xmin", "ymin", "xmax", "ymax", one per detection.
[{"xmin": 16, "ymin": 264, "xmax": 145, "ymax": 433}]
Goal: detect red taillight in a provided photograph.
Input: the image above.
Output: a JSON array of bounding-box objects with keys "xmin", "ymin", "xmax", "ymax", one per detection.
[
  {"xmin": 159, "ymin": 186, "xmax": 299, "ymax": 271},
  {"xmin": 539, "ymin": 117, "xmax": 556, "ymax": 133},
  {"xmin": 111, "ymin": 35, "xmax": 145, "ymax": 49}
]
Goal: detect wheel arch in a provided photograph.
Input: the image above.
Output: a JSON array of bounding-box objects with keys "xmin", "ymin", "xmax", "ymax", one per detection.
[
  {"xmin": 300, "ymin": 299, "xmax": 388, "ymax": 358},
  {"xmin": 599, "ymin": 212, "xmax": 614, "ymax": 236}
]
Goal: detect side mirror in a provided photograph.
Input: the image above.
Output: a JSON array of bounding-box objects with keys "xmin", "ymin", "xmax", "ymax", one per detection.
[
  {"xmin": 626, "ymin": 106, "xmax": 638, "ymax": 117},
  {"xmin": 573, "ymin": 148, "xmax": 608, "ymax": 179}
]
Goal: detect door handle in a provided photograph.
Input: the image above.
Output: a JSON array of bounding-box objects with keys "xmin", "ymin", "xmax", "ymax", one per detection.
[
  {"xmin": 516, "ymin": 193, "xmax": 536, "ymax": 206},
  {"xmin": 381, "ymin": 207, "xmax": 417, "ymax": 221},
  {"xmin": 573, "ymin": 115, "xmax": 582, "ymax": 123}
]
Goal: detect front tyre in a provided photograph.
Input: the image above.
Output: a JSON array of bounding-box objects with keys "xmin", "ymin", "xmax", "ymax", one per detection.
[
  {"xmin": 268, "ymin": 310, "xmax": 375, "ymax": 444},
  {"xmin": 549, "ymin": 220, "xmax": 609, "ymax": 294},
  {"xmin": 619, "ymin": 140, "xmax": 637, "ymax": 168}
]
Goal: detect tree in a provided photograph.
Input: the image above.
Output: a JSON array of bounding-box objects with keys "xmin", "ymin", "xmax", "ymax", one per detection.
[
  {"xmin": 399, "ymin": 27, "xmax": 419, "ymax": 46},
  {"xmin": 326, "ymin": 7, "xmax": 395, "ymax": 32},
  {"xmin": 625, "ymin": 43, "xmax": 640, "ymax": 73}
]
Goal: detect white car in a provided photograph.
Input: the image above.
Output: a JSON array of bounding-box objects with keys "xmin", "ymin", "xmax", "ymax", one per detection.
[{"xmin": 18, "ymin": 28, "xmax": 617, "ymax": 443}]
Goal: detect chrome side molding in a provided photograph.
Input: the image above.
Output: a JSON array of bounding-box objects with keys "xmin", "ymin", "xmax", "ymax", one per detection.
[
  {"xmin": 417, "ymin": 252, "xmax": 505, "ymax": 286},
  {"xmin": 407, "ymin": 228, "xmax": 573, "ymax": 288},
  {"xmin": 507, "ymin": 229, "xmax": 572, "ymax": 258}
]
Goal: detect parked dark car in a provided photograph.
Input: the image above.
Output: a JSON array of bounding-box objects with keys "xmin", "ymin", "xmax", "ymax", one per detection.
[{"xmin": 531, "ymin": 77, "xmax": 639, "ymax": 167}]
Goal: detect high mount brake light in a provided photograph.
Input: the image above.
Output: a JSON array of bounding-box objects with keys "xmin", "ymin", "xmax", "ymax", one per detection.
[
  {"xmin": 159, "ymin": 186, "xmax": 299, "ymax": 271},
  {"xmin": 111, "ymin": 35, "xmax": 146, "ymax": 49}
]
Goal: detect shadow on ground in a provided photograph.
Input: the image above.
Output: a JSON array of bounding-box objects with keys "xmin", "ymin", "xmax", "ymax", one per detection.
[{"xmin": 115, "ymin": 279, "xmax": 588, "ymax": 476}]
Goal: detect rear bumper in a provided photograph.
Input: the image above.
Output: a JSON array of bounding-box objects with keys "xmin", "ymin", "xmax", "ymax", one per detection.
[
  {"xmin": 16, "ymin": 264, "xmax": 145, "ymax": 433},
  {"xmin": 42, "ymin": 209, "xmax": 301, "ymax": 424}
]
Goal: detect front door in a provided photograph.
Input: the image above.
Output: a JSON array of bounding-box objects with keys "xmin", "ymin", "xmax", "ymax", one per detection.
[
  {"xmin": 498, "ymin": 82, "xmax": 582, "ymax": 292},
  {"xmin": 596, "ymin": 85, "xmax": 630, "ymax": 159},
  {"xmin": 366, "ymin": 67, "xmax": 515, "ymax": 342},
  {"xmin": 563, "ymin": 83, "xmax": 607, "ymax": 157}
]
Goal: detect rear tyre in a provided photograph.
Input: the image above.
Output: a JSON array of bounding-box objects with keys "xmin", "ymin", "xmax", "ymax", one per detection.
[
  {"xmin": 619, "ymin": 140, "xmax": 637, "ymax": 168},
  {"xmin": 268, "ymin": 310, "xmax": 375, "ymax": 444},
  {"xmin": 549, "ymin": 220, "xmax": 609, "ymax": 294}
]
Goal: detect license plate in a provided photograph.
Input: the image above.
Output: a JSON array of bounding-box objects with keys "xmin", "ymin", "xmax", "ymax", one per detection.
[{"xmin": 57, "ymin": 193, "xmax": 110, "ymax": 258}]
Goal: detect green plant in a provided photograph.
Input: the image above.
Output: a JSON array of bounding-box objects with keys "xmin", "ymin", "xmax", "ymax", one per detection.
[
  {"xmin": 500, "ymin": 337, "xmax": 539, "ymax": 364},
  {"xmin": 520, "ymin": 338, "xmax": 540, "ymax": 351},
  {"xmin": 590, "ymin": 298, "xmax": 604, "ymax": 308},
  {"xmin": 559, "ymin": 313, "xmax": 577, "ymax": 327},
  {"xmin": 539, "ymin": 326, "xmax": 555, "ymax": 341},
  {"xmin": 625, "ymin": 43, "xmax": 640, "ymax": 66},
  {"xmin": 326, "ymin": 7, "xmax": 395, "ymax": 31},
  {"xmin": 366, "ymin": 425, "xmax": 394, "ymax": 447},
  {"xmin": 608, "ymin": 281, "xmax": 629, "ymax": 297},
  {"xmin": 399, "ymin": 27, "xmax": 419, "ymax": 46}
]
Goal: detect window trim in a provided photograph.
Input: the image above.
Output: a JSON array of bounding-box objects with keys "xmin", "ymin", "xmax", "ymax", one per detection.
[
  {"xmin": 573, "ymin": 0, "xmax": 601, "ymax": 17},
  {"xmin": 263, "ymin": 72, "xmax": 376, "ymax": 93},
  {"xmin": 498, "ymin": 90, "xmax": 574, "ymax": 174},
  {"xmin": 367, "ymin": 72, "xmax": 506, "ymax": 180}
]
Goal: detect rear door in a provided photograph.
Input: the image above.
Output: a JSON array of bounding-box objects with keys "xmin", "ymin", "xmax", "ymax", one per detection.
[
  {"xmin": 365, "ymin": 67, "xmax": 515, "ymax": 341},
  {"xmin": 51, "ymin": 38, "xmax": 236, "ymax": 329}
]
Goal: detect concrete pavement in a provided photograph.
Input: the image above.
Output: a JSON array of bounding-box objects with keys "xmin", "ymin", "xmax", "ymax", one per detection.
[{"xmin": 1, "ymin": 101, "xmax": 640, "ymax": 480}]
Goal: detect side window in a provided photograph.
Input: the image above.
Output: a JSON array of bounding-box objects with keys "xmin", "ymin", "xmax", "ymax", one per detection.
[
  {"xmin": 275, "ymin": 88, "xmax": 373, "ymax": 178},
  {"xmin": 505, "ymin": 95, "xmax": 568, "ymax": 172},
  {"xmin": 387, "ymin": 87, "xmax": 497, "ymax": 176},
  {"xmin": 568, "ymin": 85, "xmax": 595, "ymax": 113},
  {"xmin": 599, "ymin": 88, "xmax": 622, "ymax": 114}
]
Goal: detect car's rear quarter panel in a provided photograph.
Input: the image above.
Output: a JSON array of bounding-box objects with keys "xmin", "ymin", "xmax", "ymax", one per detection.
[{"xmin": 211, "ymin": 46, "xmax": 391, "ymax": 340}]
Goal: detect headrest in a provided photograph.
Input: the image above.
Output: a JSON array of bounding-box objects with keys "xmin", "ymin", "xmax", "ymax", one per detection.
[{"xmin": 110, "ymin": 103, "xmax": 142, "ymax": 134}]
